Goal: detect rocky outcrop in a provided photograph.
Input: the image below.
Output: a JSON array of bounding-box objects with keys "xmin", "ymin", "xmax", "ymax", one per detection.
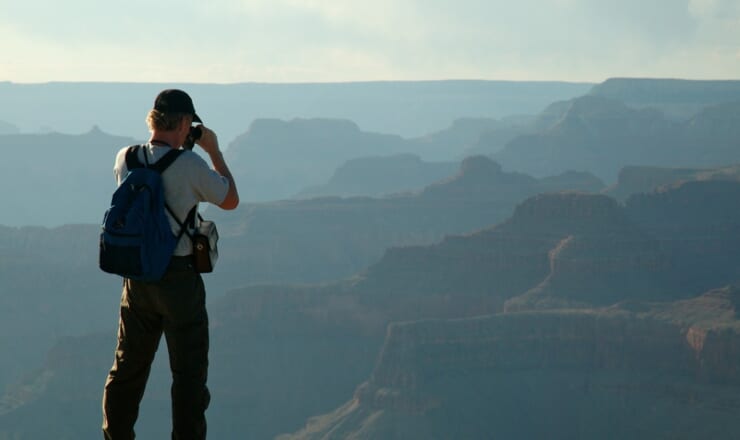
[
  {"xmin": 605, "ymin": 162, "xmax": 740, "ymax": 202},
  {"xmin": 624, "ymin": 180, "xmax": 740, "ymax": 295},
  {"xmin": 511, "ymin": 182, "xmax": 740, "ymax": 310},
  {"xmin": 505, "ymin": 233, "xmax": 673, "ymax": 311},
  {"xmin": 294, "ymin": 154, "xmax": 458, "ymax": 199},
  {"xmin": 418, "ymin": 156, "xmax": 536, "ymax": 199},
  {"xmin": 208, "ymin": 157, "xmax": 603, "ymax": 289},
  {"xmin": 283, "ymin": 288, "xmax": 740, "ymax": 440},
  {"xmin": 0, "ymin": 223, "xmax": 119, "ymax": 393},
  {"xmin": 6, "ymin": 168, "xmax": 740, "ymax": 440},
  {"xmin": 355, "ymin": 226, "xmax": 554, "ymax": 320},
  {"xmin": 685, "ymin": 100, "xmax": 740, "ymax": 138},
  {"xmin": 539, "ymin": 170, "xmax": 606, "ymax": 194},
  {"xmin": 605, "ymin": 165, "xmax": 705, "ymax": 201},
  {"xmin": 493, "ymin": 94, "xmax": 740, "ymax": 183},
  {"xmin": 589, "ymin": 78, "xmax": 740, "ymax": 119},
  {"xmin": 411, "ymin": 117, "xmax": 504, "ymax": 160},
  {"xmin": 551, "ymin": 95, "xmax": 668, "ymax": 137},
  {"xmin": 224, "ymin": 181, "xmax": 740, "ymax": 436},
  {"xmin": 356, "ymin": 183, "xmax": 740, "ymax": 314},
  {"xmin": 503, "ymin": 191, "xmax": 629, "ymax": 234},
  {"xmin": 503, "ymin": 193, "xmax": 673, "ymax": 310},
  {"xmin": 625, "ymin": 180, "xmax": 740, "ymax": 236},
  {"xmin": 227, "ymin": 118, "xmax": 411, "ymax": 202},
  {"xmin": 0, "ymin": 129, "xmax": 137, "ymax": 227}
]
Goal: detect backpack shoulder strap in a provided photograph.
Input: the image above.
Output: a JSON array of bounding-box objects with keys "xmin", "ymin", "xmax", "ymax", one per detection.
[
  {"xmin": 124, "ymin": 145, "xmax": 184, "ymax": 173},
  {"xmin": 124, "ymin": 145, "xmax": 144, "ymax": 170},
  {"xmin": 150, "ymin": 148, "xmax": 185, "ymax": 173}
]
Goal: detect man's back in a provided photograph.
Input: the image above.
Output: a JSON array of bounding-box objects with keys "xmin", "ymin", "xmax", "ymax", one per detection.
[{"xmin": 102, "ymin": 89, "xmax": 239, "ymax": 440}]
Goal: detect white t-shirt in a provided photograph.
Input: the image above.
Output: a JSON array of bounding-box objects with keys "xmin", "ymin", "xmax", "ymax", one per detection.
[{"xmin": 113, "ymin": 143, "xmax": 230, "ymax": 256}]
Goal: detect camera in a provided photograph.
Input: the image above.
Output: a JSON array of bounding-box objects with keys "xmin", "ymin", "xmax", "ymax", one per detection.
[{"xmin": 183, "ymin": 125, "xmax": 203, "ymax": 150}]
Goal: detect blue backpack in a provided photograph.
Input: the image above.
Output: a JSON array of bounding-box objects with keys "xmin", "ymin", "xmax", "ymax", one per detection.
[{"xmin": 99, "ymin": 145, "xmax": 186, "ymax": 281}]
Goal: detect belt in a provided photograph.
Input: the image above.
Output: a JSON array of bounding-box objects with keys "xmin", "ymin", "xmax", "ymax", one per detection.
[{"xmin": 168, "ymin": 255, "xmax": 194, "ymax": 271}]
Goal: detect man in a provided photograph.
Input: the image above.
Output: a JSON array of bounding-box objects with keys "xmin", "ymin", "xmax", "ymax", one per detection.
[{"xmin": 102, "ymin": 89, "xmax": 239, "ymax": 439}]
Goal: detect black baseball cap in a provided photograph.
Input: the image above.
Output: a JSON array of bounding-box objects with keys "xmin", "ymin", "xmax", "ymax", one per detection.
[{"xmin": 153, "ymin": 89, "xmax": 202, "ymax": 123}]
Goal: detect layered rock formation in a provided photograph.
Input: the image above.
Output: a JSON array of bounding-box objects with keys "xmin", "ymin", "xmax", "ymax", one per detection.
[
  {"xmin": 4, "ymin": 175, "xmax": 740, "ymax": 439},
  {"xmin": 0, "ymin": 224, "xmax": 119, "ymax": 391},
  {"xmin": 208, "ymin": 156, "xmax": 603, "ymax": 289},
  {"xmin": 227, "ymin": 118, "xmax": 411, "ymax": 202},
  {"xmin": 604, "ymin": 162, "xmax": 740, "ymax": 202},
  {"xmin": 0, "ymin": 128, "xmax": 137, "ymax": 226},
  {"xmin": 493, "ymin": 95, "xmax": 740, "ymax": 182},
  {"xmin": 503, "ymin": 193, "xmax": 674, "ymax": 311},
  {"xmin": 283, "ymin": 288, "xmax": 740, "ymax": 440},
  {"xmin": 294, "ymin": 154, "xmax": 458, "ymax": 199},
  {"xmin": 589, "ymin": 78, "xmax": 740, "ymax": 119},
  {"xmin": 411, "ymin": 117, "xmax": 504, "ymax": 160},
  {"xmin": 358, "ymin": 186, "xmax": 722, "ymax": 315},
  {"xmin": 606, "ymin": 165, "xmax": 707, "ymax": 201},
  {"xmin": 0, "ymin": 332, "xmax": 115, "ymax": 440},
  {"xmin": 624, "ymin": 180, "xmax": 740, "ymax": 294}
]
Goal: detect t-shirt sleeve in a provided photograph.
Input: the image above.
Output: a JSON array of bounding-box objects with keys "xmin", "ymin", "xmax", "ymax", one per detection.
[
  {"xmin": 113, "ymin": 148, "xmax": 128, "ymax": 186},
  {"xmin": 187, "ymin": 153, "xmax": 230, "ymax": 205}
]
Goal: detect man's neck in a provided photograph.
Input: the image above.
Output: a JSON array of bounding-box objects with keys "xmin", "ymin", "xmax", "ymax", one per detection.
[{"xmin": 149, "ymin": 130, "xmax": 180, "ymax": 149}]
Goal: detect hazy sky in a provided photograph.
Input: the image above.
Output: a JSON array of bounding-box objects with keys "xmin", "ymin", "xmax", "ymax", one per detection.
[{"xmin": 1, "ymin": 0, "xmax": 738, "ymax": 83}]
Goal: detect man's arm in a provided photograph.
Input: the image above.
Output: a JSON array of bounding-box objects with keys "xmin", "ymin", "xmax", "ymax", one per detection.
[{"xmin": 196, "ymin": 126, "xmax": 240, "ymax": 210}]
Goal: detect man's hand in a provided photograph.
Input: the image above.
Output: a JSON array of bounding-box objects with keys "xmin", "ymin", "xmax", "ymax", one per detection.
[
  {"xmin": 195, "ymin": 125, "xmax": 220, "ymax": 155},
  {"xmin": 195, "ymin": 125, "xmax": 240, "ymax": 210}
]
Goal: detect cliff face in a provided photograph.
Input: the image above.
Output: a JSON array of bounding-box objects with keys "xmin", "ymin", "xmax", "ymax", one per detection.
[
  {"xmin": 502, "ymin": 193, "xmax": 675, "ymax": 310},
  {"xmin": 6, "ymin": 172, "xmax": 740, "ymax": 440},
  {"xmin": 277, "ymin": 179, "xmax": 740, "ymax": 439},
  {"xmin": 418, "ymin": 155, "xmax": 603, "ymax": 201},
  {"xmin": 685, "ymin": 101, "xmax": 740, "ymax": 140},
  {"xmin": 605, "ymin": 165, "xmax": 705, "ymax": 201},
  {"xmin": 502, "ymin": 191, "xmax": 629, "ymax": 234},
  {"xmin": 227, "ymin": 118, "xmax": 411, "ymax": 202},
  {"xmin": 411, "ymin": 117, "xmax": 506, "ymax": 160},
  {"xmin": 294, "ymin": 154, "xmax": 458, "ymax": 199},
  {"xmin": 605, "ymin": 162, "xmax": 740, "ymax": 204},
  {"xmin": 517, "ymin": 182, "xmax": 740, "ymax": 310},
  {"xmin": 355, "ymin": 227, "xmax": 555, "ymax": 319},
  {"xmin": 0, "ymin": 283, "xmax": 387, "ymax": 440},
  {"xmin": 283, "ymin": 289, "xmax": 740, "ymax": 440},
  {"xmin": 207, "ymin": 156, "xmax": 603, "ymax": 291},
  {"xmin": 625, "ymin": 180, "xmax": 740, "ymax": 236},
  {"xmin": 549, "ymin": 95, "xmax": 668, "ymax": 138},
  {"xmin": 505, "ymin": 233, "xmax": 674, "ymax": 311},
  {"xmin": 625, "ymin": 180, "xmax": 740, "ymax": 294},
  {"xmin": 589, "ymin": 78, "xmax": 740, "ymax": 119},
  {"xmin": 0, "ymin": 129, "xmax": 137, "ymax": 227},
  {"xmin": 359, "ymin": 190, "xmax": 692, "ymax": 315},
  {"xmin": 493, "ymin": 94, "xmax": 740, "ymax": 183},
  {"xmin": 0, "ymin": 224, "xmax": 119, "ymax": 391}
]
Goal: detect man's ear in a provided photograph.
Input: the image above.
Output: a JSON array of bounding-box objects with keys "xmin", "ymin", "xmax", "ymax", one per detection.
[{"xmin": 181, "ymin": 117, "xmax": 191, "ymax": 131}]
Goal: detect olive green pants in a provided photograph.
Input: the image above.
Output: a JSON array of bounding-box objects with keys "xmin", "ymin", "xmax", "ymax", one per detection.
[{"xmin": 102, "ymin": 258, "xmax": 210, "ymax": 440}]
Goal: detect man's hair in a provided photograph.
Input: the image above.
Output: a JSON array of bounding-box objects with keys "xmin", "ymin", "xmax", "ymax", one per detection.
[{"xmin": 146, "ymin": 109, "xmax": 188, "ymax": 131}]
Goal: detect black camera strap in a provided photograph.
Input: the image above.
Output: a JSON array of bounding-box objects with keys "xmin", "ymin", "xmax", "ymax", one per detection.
[{"xmin": 166, "ymin": 204, "xmax": 199, "ymax": 240}]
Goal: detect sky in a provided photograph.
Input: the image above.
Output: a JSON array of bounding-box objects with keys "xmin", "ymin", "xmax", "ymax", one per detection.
[{"xmin": 0, "ymin": 0, "xmax": 738, "ymax": 84}]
